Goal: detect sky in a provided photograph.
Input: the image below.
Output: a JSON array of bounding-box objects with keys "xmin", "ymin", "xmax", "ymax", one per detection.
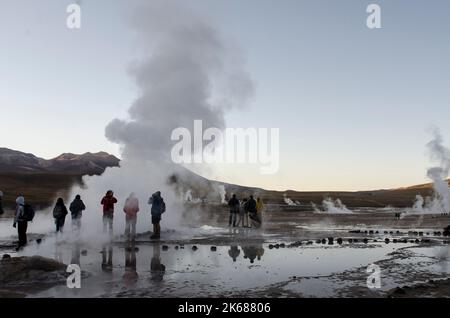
[{"xmin": 1, "ymin": 0, "xmax": 450, "ymax": 191}]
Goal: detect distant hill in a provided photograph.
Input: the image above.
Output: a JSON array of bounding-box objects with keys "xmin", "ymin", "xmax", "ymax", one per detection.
[{"xmin": 0, "ymin": 148, "xmax": 120, "ymax": 175}]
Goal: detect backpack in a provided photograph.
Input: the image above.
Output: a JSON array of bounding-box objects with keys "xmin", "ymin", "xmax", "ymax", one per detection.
[
  {"xmin": 53, "ymin": 205, "xmax": 65, "ymax": 219},
  {"xmin": 23, "ymin": 204, "xmax": 35, "ymax": 222}
]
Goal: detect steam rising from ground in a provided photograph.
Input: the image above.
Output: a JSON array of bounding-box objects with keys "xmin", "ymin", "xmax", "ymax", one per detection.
[
  {"xmin": 313, "ymin": 198, "xmax": 353, "ymax": 214},
  {"xmin": 406, "ymin": 128, "xmax": 450, "ymax": 215},
  {"xmin": 283, "ymin": 194, "xmax": 298, "ymax": 206},
  {"xmin": 57, "ymin": 0, "xmax": 253, "ymax": 237}
]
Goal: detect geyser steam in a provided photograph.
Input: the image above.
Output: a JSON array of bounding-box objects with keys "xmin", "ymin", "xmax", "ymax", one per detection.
[{"xmin": 68, "ymin": 0, "xmax": 253, "ymax": 235}]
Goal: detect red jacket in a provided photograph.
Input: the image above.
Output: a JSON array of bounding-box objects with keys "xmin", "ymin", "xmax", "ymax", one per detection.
[{"xmin": 101, "ymin": 195, "xmax": 117, "ymax": 214}]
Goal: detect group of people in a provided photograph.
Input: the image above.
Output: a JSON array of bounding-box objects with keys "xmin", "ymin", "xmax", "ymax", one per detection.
[
  {"xmin": 9, "ymin": 190, "xmax": 166, "ymax": 250},
  {"xmin": 227, "ymin": 194, "xmax": 264, "ymax": 228}
]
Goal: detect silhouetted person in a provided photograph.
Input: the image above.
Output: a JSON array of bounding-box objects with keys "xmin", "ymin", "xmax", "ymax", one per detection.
[
  {"xmin": 150, "ymin": 243, "xmax": 166, "ymax": 282},
  {"xmin": 0, "ymin": 191, "xmax": 4, "ymax": 216},
  {"xmin": 53, "ymin": 197, "xmax": 68, "ymax": 233},
  {"xmin": 70, "ymin": 195, "xmax": 86, "ymax": 232},
  {"xmin": 228, "ymin": 245, "xmax": 241, "ymax": 262},
  {"xmin": 101, "ymin": 190, "xmax": 117, "ymax": 236},
  {"xmin": 227, "ymin": 194, "xmax": 239, "ymax": 227},
  {"xmin": 123, "ymin": 243, "xmax": 138, "ymax": 286},
  {"xmin": 123, "ymin": 193, "xmax": 139, "ymax": 241},
  {"xmin": 13, "ymin": 196, "xmax": 29, "ymax": 249},
  {"xmin": 244, "ymin": 195, "xmax": 257, "ymax": 228},
  {"xmin": 148, "ymin": 191, "xmax": 165, "ymax": 239}
]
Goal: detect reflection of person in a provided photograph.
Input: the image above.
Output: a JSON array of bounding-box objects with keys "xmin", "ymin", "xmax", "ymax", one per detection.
[
  {"xmin": 256, "ymin": 198, "xmax": 264, "ymax": 224},
  {"xmin": 102, "ymin": 244, "xmax": 113, "ymax": 272},
  {"xmin": 243, "ymin": 245, "xmax": 264, "ymax": 264},
  {"xmin": 228, "ymin": 245, "xmax": 241, "ymax": 262},
  {"xmin": 71, "ymin": 242, "xmax": 81, "ymax": 265},
  {"xmin": 123, "ymin": 243, "xmax": 138, "ymax": 286},
  {"xmin": 150, "ymin": 243, "xmax": 166, "ymax": 282}
]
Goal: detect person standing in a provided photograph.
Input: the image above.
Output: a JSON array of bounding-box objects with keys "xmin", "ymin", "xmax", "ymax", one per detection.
[
  {"xmin": 227, "ymin": 194, "xmax": 239, "ymax": 227},
  {"xmin": 245, "ymin": 195, "xmax": 257, "ymax": 228},
  {"xmin": 53, "ymin": 198, "xmax": 68, "ymax": 233},
  {"xmin": 236, "ymin": 198, "xmax": 247, "ymax": 228},
  {"xmin": 148, "ymin": 191, "xmax": 165, "ymax": 239},
  {"xmin": 69, "ymin": 195, "xmax": 86, "ymax": 232},
  {"xmin": 101, "ymin": 190, "xmax": 117, "ymax": 236},
  {"xmin": 123, "ymin": 193, "xmax": 139, "ymax": 241},
  {"xmin": 0, "ymin": 191, "xmax": 4, "ymax": 216},
  {"xmin": 13, "ymin": 196, "xmax": 28, "ymax": 249},
  {"xmin": 256, "ymin": 197, "xmax": 264, "ymax": 224}
]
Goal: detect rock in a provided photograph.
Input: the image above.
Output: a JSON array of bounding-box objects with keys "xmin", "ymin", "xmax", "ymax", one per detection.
[
  {"xmin": 274, "ymin": 244, "xmax": 280, "ymax": 249},
  {"xmin": 306, "ymin": 241, "xmax": 313, "ymax": 245},
  {"xmin": 321, "ymin": 239, "xmax": 326, "ymax": 244},
  {"xmin": 210, "ymin": 246, "xmax": 217, "ymax": 252},
  {"xmin": 349, "ymin": 230, "xmax": 361, "ymax": 234},
  {"xmin": 348, "ymin": 239, "xmax": 353, "ymax": 243},
  {"xmin": 175, "ymin": 246, "xmax": 179, "ymax": 250},
  {"xmin": 0, "ymin": 256, "xmax": 66, "ymax": 286},
  {"xmin": 162, "ymin": 245, "xmax": 169, "ymax": 251},
  {"xmin": 315, "ymin": 239, "xmax": 321, "ymax": 244},
  {"xmin": 353, "ymin": 239, "xmax": 358, "ymax": 243},
  {"xmin": 289, "ymin": 241, "xmax": 302, "ymax": 247},
  {"xmin": 2, "ymin": 254, "xmax": 11, "ymax": 260},
  {"xmin": 337, "ymin": 238, "xmax": 343, "ymax": 244},
  {"xmin": 369, "ymin": 230, "xmax": 374, "ymax": 234},
  {"xmin": 81, "ymin": 250, "xmax": 88, "ymax": 256},
  {"xmin": 268, "ymin": 244, "xmax": 274, "ymax": 249},
  {"xmin": 385, "ymin": 238, "xmax": 390, "ymax": 244},
  {"xmin": 327, "ymin": 237, "xmax": 334, "ymax": 245},
  {"xmin": 415, "ymin": 239, "xmax": 420, "ymax": 243},
  {"xmin": 389, "ymin": 231, "xmax": 394, "ymax": 234},
  {"xmin": 418, "ymin": 232, "xmax": 423, "ymax": 236},
  {"xmin": 36, "ymin": 239, "xmax": 42, "ymax": 244},
  {"xmin": 393, "ymin": 239, "xmax": 398, "ymax": 243},
  {"xmin": 279, "ymin": 243, "xmax": 286, "ymax": 248},
  {"xmin": 384, "ymin": 231, "xmax": 388, "ymax": 234},
  {"xmin": 375, "ymin": 231, "xmax": 379, "ymax": 234},
  {"xmin": 192, "ymin": 246, "xmax": 198, "ymax": 251},
  {"xmin": 363, "ymin": 238, "xmax": 369, "ymax": 244}
]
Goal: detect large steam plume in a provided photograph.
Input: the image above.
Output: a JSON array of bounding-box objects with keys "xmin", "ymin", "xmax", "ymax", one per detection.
[{"xmin": 105, "ymin": 0, "xmax": 253, "ymax": 163}]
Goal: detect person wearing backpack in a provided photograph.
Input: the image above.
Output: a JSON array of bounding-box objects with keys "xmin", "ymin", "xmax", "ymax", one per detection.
[
  {"xmin": 70, "ymin": 195, "xmax": 86, "ymax": 232},
  {"xmin": 13, "ymin": 196, "xmax": 28, "ymax": 249},
  {"xmin": 101, "ymin": 190, "xmax": 118, "ymax": 236},
  {"xmin": 0, "ymin": 191, "xmax": 4, "ymax": 216},
  {"xmin": 148, "ymin": 191, "xmax": 165, "ymax": 239},
  {"xmin": 227, "ymin": 194, "xmax": 240, "ymax": 227},
  {"xmin": 245, "ymin": 195, "xmax": 258, "ymax": 228},
  {"xmin": 53, "ymin": 197, "xmax": 68, "ymax": 233}
]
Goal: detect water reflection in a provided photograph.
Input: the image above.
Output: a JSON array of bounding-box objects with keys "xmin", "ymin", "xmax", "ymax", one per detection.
[
  {"xmin": 123, "ymin": 243, "xmax": 138, "ymax": 286},
  {"xmin": 71, "ymin": 242, "xmax": 81, "ymax": 265},
  {"xmin": 150, "ymin": 243, "xmax": 166, "ymax": 282},
  {"xmin": 228, "ymin": 245, "xmax": 240, "ymax": 262},
  {"xmin": 102, "ymin": 243, "xmax": 113, "ymax": 272}
]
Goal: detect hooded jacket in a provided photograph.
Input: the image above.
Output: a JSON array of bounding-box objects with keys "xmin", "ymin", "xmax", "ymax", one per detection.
[
  {"xmin": 15, "ymin": 196, "xmax": 25, "ymax": 223},
  {"xmin": 70, "ymin": 197, "xmax": 86, "ymax": 218},
  {"xmin": 124, "ymin": 195, "xmax": 140, "ymax": 218},
  {"xmin": 101, "ymin": 194, "xmax": 118, "ymax": 214},
  {"xmin": 148, "ymin": 192, "xmax": 165, "ymax": 217}
]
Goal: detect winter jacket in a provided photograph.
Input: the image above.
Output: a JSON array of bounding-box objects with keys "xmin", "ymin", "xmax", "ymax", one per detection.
[
  {"xmin": 148, "ymin": 193, "xmax": 165, "ymax": 217},
  {"xmin": 245, "ymin": 198, "xmax": 257, "ymax": 214},
  {"xmin": 124, "ymin": 196, "xmax": 139, "ymax": 219},
  {"xmin": 256, "ymin": 200, "xmax": 264, "ymax": 213},
  {"xmin": 53, "ymin": 203, "xmax": 68, "ymax": 219},
  {"xmin": 70, "ymin": 198, "xmax": 86, "ymax": 218},
  {"xmin": 14, "ymin": 196, "xmax": 25, "ymax": 223},
  {"xmin": 101, "ymin": 195, "xmax": 118, "ymax": 214},
  {"xmin": 228, "ymin": 197, "xmax": 240, "ymax": 213}
]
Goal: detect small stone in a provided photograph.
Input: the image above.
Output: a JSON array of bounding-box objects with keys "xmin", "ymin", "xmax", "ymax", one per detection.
[
  {"xmin": 81, "ymin": 250, "xmax": 88, "ymax": 256},
  {"xmin": 192, "ymin": 246, "xmax": 198, "ymax": 251},
  {"xmin": 162, "ymin": 245, "xmax": 169, "ymax": 251},
  {"xmin": 210, "ymin": 246, "xmax": 217, "ymax": 252},
  {"xmin": 2, "ymin": 254, "xmax": 11, "ymax": 259},
  {"xmin": 268, "ymin": 244, "xmax": 274, "ymax": 249},
  {"xmin": 385, "ymin": 238, "xmax": 390, "ymax": 244}
]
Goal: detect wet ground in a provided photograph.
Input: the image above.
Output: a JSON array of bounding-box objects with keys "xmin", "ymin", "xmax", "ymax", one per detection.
[{"xmin": 0, "ymin": 208, "xmax": 449, "ymax": 298}]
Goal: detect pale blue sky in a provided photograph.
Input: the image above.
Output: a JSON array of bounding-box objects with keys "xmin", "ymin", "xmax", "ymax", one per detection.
[{"xmin": 1, "ymin": 0, "xmax": 449, "ymax": 191}]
